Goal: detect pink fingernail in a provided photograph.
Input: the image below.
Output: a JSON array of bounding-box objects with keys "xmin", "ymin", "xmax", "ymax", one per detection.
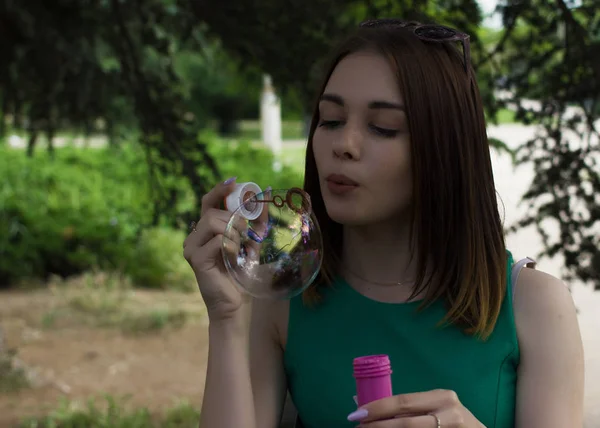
[
  {"xmin": 223, "ymin": 176, "xmax": 237, "ymax": 185},
  {"xmin": 347, "ymin": 408, "xmax": 368, "ymax": 421}
]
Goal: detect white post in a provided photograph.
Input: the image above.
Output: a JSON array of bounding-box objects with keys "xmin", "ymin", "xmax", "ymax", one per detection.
[{"xmin": 260, "ymin": 75, "xmax": 282, "ymax": 171}]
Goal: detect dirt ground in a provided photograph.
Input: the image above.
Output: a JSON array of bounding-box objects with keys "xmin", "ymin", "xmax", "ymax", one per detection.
[
  {"xmin": 0, "ymin": 278, "xmax": 210, "ymax": 427},
  {"xmin": 1, "ymin": 276, "xmax": 599, "ymax": 427}
]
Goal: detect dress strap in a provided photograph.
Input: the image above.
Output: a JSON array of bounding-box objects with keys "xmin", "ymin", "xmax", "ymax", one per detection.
[{"xmin": 511, "ymin": 257, "xmax": 537, "ymax": 304}]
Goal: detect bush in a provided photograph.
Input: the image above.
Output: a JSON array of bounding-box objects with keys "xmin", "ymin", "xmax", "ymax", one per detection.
[
  {"xmin": 0, "ymin": 134, "xmax": 304, "ymax": 287},
  {"xmin": 125, "ymin": 227, "xmax": 196, "ymax": 291},
  {"xmin": 203, "ymin": 130, "xmax": 303, "ymax": 191},
  {"xmin": 0, "ymin": 145, "xmax": 152, "ymax": 286}
]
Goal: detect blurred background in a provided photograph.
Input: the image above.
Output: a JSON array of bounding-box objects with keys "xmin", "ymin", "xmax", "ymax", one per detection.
[{"xmin": 0, "ymin": 0, "xmax": 598, "ymax": 427}]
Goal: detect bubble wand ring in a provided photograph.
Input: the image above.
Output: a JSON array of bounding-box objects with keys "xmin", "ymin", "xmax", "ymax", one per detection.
[
  {"xmin": 246, "ymin": 188, "xmax": 312, "ymax": 243},
  {"xmin": 251, "ymin": 187, "xmax": 312, "ymax": 214}
]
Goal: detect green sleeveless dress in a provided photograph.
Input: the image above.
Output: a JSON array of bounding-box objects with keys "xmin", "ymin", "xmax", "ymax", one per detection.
[{"xmin": 283, "ymin": 252, "xmax": 520, "ymax": 428}]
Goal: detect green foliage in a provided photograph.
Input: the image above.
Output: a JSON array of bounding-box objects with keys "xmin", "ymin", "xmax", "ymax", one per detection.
[
  {"xmin": 498, "ymin": 0, "xmax": 600, "ymax": 288},
  {"xmin": 125, "ymin": 227, "xmax": 196, "ymax": 291},
  {"xmin": 192, "ymin": 0, "xmax": 349, "ymax": 110},
  {"xmin": 173, "ymin": 44, "xmax": 261, "ymax": 132},
  {"xmin": 19, "ymin": 395, "xmax": 200, "ymax": 428},
  {"xmin": 0, "ymin": 349, "xmax": 30, "ymax": 393},
  {"xmin": 194, "ymin": 0, "xmax": 486, "ymax": 112},
  {"xmin": 0, "ymin": 134, "xmax": 304, "ymax": 287},
  {"xmin": 0, "ymin": 145, "xmax": 152, "ymax": 285},
  {"xmin": 1, "ymin": 0, "xmax": 225, "ymax": 213},
  {"xmin": 204, "ymin": 132, "xmax": 303, "ymax": 191}
]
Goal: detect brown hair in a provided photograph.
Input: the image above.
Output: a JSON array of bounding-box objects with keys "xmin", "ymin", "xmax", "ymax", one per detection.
[{"xmin": 301, "ymin": 23, "xmax": 507, "ymax": 340}]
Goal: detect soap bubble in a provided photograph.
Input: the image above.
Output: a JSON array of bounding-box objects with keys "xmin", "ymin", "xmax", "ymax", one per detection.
[{"xmin": 221, "ymin": 187, "xmax": 323, "ymax": 299}]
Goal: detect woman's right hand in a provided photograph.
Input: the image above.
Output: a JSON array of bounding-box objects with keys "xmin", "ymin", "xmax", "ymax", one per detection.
[{"xmin": 183, "ymin": 177, "xmax": 250, "ymax": 323}]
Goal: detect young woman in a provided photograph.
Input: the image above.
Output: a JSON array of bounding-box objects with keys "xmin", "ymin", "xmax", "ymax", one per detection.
[{"xmin": 183, "ymin": 19, "xmax": 585, "ymax": 428}]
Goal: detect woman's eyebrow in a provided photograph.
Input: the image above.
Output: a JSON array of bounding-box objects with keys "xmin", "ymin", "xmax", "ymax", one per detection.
[
  {"xmin": 319, "ymin": 93, "xmax": 344, "ymax": 106},
  {"xmin": 319, "ymin": 93, "xmax": 404, "ymax": 111},
  {"xmin": 368, "ymin": 100, "xmax": 405, "ymax": 111}
]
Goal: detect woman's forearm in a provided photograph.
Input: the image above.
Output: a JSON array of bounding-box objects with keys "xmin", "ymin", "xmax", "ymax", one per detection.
[{"xmin": 200, "ymin": 319, "xmax": 256, "ymax": 428}]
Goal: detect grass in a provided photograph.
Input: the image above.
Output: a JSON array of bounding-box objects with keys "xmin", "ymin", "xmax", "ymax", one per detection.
[
  {"xmin": 235, "ymin": 120, "xmax": 305, "ymax": 141},
  {"xmin": 0, "ymin": 349, "xmax": 30, "ymax": 393},
  {"xmin": 118, "ymin": 308, "xmax": 188, "ymax": 334},
  {"xmin": 40, "ymin": 272, "xmax": 202, "ymax": 335},
  {"xmin": 19, "ymin": 394, "xmax": 200, "ymax": 428}
]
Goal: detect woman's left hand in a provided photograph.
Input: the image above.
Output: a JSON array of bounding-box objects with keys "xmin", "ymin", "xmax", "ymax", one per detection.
[{"xmin": 347, "ymin": 389, "xmax": 486, "ymax": 427}]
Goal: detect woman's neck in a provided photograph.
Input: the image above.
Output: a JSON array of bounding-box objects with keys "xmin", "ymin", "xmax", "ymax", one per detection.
[{"xmin": 341, "ymin": 216, "xmax": 418, "ymax": 286}]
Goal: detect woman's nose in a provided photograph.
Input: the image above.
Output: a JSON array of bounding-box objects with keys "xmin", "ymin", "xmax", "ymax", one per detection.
[{"xmin": 332, "ymin": 123, "xmax": 362, "ymax": 160}]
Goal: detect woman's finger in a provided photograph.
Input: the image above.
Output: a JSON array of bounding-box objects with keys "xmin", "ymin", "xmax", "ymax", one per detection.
[
  {"xmin": 357, "ymin": 413, "xmax": 441, "ymax": 427},
  {"xmin": 184, "ymin": 209, "xmax": 246, "ymax": 249},
  {"xmin": 190, "ymin": 233, "xmax": 227, "ymax": 272},
  {"xmin": 200, "ymin": 177, "xmax": 237, "ymax": 217},
  {"xmin": 189, "ymin": 222, "xmax": 244, "ymax": 269},
  {"xmin": 222, "ymin": 234, "xmax": 240, "ymax": 257},
  {"xmin": 188, "ymin": 232, "xmax": 243, "ymax": 276},
  {"xmin": 348, "ymin": 390, "xmax": 458, "ymax": 423},
  {"xmin": 231, "ymin": 214, "xmax": 250, "ymax": 237},
  {"xmin": 184, "ymin": 214, "xmax": 227, "ymax": 252}
]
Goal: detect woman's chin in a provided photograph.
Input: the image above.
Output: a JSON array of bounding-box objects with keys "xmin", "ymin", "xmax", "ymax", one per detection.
[
  {"xmin": 324, "ymin": 206, "xmax": 369, "ymax": 226},
  {"xmin": 324, "ymin": 200, "xmax": 410, "ymax": 227}
]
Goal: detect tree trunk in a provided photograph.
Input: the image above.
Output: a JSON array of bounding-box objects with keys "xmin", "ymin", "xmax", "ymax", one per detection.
[
  {"xmin": 84, "ymin": 121, "xmax": 93, "ymax": 147},
  {"xmin": 0, "ymin": 96, "xmax": 7, "ymax": 140},
  {"xmin": 106, "ymin": 118, "xmax": 116, "ymax": 147},
  {"xmin": 26, "ymin": 131, "xmax": 38, "ymax": 157},
  {"xmin": 47, "ymin": 126, "xmax": 55, "ymax": 159}
]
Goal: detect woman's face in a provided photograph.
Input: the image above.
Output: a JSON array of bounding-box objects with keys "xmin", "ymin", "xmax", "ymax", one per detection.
[{"xmin": 312, "ymin": 50, "xmax": 412, "ymax": 226}]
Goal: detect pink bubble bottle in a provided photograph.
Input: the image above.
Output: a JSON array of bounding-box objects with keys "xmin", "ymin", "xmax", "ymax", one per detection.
[{"xmin": 353, "ymin": 354, "xmax": 393, "ymax": 407}]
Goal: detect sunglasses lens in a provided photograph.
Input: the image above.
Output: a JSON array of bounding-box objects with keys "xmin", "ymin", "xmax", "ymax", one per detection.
[
  {"xmin": 414, "ymin": 25, "xmax": 457, "ymax": 40},
  {"xmin": 359, "ymin": 20, "xmax": 379, "ymax": 28},
  {"xmin": 359, "ymin": 18, "xmax": 407, "ymax": 28}
]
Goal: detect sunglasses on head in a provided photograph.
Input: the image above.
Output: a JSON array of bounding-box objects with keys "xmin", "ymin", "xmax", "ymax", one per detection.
[{"xmin": 359, "ymin": 18, "xmax": 472, "ymax": 82}]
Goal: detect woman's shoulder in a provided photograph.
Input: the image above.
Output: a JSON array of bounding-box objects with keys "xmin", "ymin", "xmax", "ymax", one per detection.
[
  {"xmin": 512, "ymin": 267, "xmax": 581, "ymax": 355},
  {"xmin": 511, "ymin": 268, "xmax": 585, "ymax": 423},
  {"xmin": 513, "ymin": 267, "xmax": 574, "ymax": 317}
]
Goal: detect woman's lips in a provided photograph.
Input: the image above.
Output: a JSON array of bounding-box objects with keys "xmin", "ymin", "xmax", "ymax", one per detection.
[{"xmin": 325, "ymin": 174, "xmax": 359, "ymax": 195}]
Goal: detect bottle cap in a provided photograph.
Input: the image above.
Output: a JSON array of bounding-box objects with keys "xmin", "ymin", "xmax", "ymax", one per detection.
[{"xmin": 224, "ymin": 182, "xmax": 264, "ymax": 220}]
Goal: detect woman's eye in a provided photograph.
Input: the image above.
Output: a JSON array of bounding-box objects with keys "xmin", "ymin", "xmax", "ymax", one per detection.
[
  {"xmin": 371, "ymin": 125, "xmax": 399, "ymax": 138},
  {"xmin": 318, "ymin": 120, "xmax": 343, "ymax": 129}
]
